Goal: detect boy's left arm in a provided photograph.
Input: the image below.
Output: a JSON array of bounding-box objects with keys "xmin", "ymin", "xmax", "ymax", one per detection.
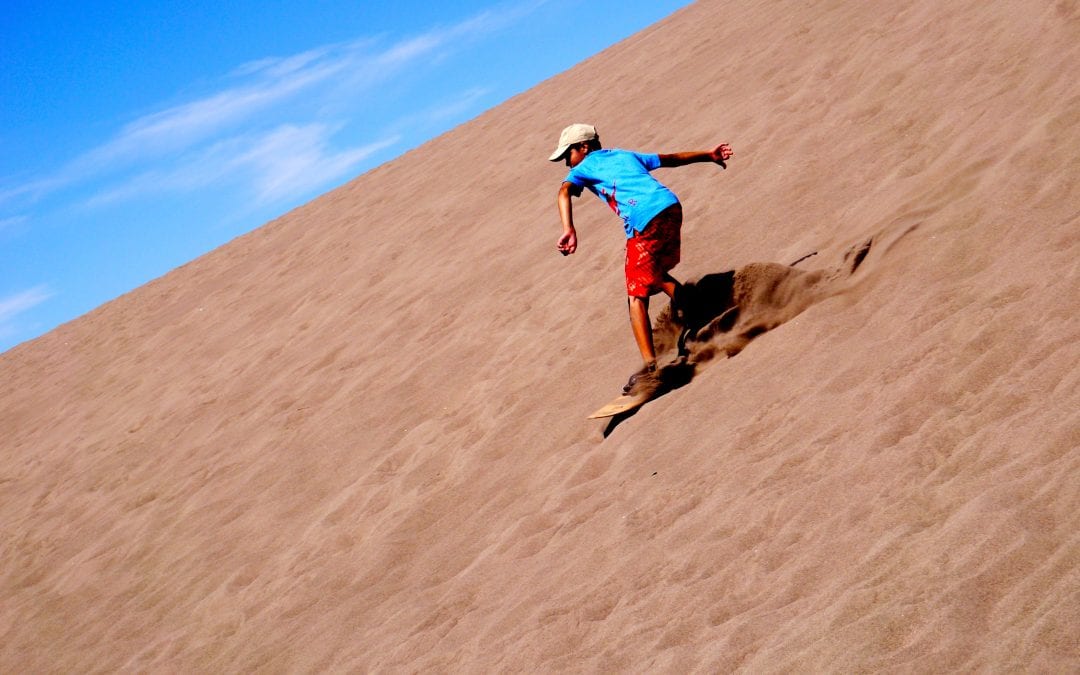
[{"xmin": 658, "ymin": 143, "xmax": 733, "ymax": 169}]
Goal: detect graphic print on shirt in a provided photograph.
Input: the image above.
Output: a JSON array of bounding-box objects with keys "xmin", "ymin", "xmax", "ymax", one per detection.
[
  {"xmin": 600, "ymin": 183, "xmax": 619, "ymax": 216},
  {"xmin": 600, "ymin": 183, "xmax": 639, "ymax": 233}
]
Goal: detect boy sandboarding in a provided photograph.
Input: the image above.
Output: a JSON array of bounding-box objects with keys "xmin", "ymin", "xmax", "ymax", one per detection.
[{"xmin": 549, "ymin": 123, "xmax": 733, "ymax": 416}]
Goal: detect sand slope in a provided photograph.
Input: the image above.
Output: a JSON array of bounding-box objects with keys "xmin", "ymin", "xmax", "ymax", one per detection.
[{"xmin": 2, "ymin": 0, "xmax": 1078, "ymax": 670}]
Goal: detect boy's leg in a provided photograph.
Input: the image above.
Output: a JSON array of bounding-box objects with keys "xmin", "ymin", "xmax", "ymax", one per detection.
[
  {"xmin": 658, "ymin": 273, "xmax": 680, "ymax": 299},
  {"xmin": 629, "ymin": 275, "xmax": 682, "ymax": 366},
  {"xmin": 628, "ymin": 295, "xmax": 656, "ymax": 366},
  {"xmin": 629, "ymin": 275, "xmax": 687, "ymax": 366},
  {"xmin": 624, "ymin": 294, "xmax": 660, "ymax": 395},
  {"xmin": 623, "ymin": 204, "xmax": 683, "ymax": 382}
]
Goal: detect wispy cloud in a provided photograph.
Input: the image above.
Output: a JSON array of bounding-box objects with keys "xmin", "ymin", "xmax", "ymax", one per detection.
[
  {"xmin": 416, "ymin": 87, "xmax": 492, "ymax": 125},
  {"xmin": 83, "ymin": 83, "xmax": 490, "ymax": 210},
  {"xmin": 0, "ymin": 286, "xmax": 53, "ymax": 338},
  {"xmin": 84, "ymin": 124, "xmax": 400, "ymax": 208},
  {"xmin": 230, "ymin": 43, "xmax": 342, "ymax": 79},
  {"xmin": 68, "ymin": 46, "xmax": 356, "ymax": 176},
  {"xmin": 0, "ymin": 215, "xmax": 28, "ymax": 233},
  {"xmin": 2, "ymin": 1, "xmax": 541, "ymax": 214},
  {"xmin": 235, "ymin": 125, "xmax": 400, "ymax": 203}
]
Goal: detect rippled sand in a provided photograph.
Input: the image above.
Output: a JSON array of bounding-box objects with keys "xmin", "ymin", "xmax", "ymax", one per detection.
[{"xmin": 2, "ymin": 1, "xmax": 1078, "ymax": 670}]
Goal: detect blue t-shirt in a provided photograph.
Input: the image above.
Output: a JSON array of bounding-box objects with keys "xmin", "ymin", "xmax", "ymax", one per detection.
[{"xmin": 564, "ymin": 149, "xmax": 679, "ymax": 238}]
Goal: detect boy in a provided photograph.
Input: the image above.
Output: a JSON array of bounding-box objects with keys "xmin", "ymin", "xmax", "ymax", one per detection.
[{"xmin": 550, "ymin": 123, "xmax": 733, "ymax": 393}]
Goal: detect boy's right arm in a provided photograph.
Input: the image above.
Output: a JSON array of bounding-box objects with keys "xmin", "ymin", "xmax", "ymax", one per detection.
[
  {"xmin": 557, "ymin": 181, "xmax": 582, "ymax": 256},
  {"xmin": 658, "ymin": 143, "xmax": 734, "ymax": 169}
]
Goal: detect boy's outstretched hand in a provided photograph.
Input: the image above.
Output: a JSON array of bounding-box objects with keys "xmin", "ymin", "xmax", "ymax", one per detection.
[
  {"xmin": 557, "ymin": 228, "xmax": 577, "ymax": 256},
  {"xmin": 712, "ymin": 143, "xmax": 734, "ymax": 168}
]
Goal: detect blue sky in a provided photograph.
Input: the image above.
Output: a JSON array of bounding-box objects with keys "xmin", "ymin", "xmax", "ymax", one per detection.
[{"xmin": 0, "ymin": 0, "xmax": 691, "ymax": 353}]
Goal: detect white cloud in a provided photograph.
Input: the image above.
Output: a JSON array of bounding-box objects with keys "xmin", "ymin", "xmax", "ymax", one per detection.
[
  {"xmin": 84, "ymin": 124, "xmax": 400, "ymax": 208},
  {"xmin": 76, "ymin": 56, "xmax": 347, "ymax": 171},
  {"xmin": 7, "ymin": 39, "xmax": 418, "ymax": 209},
  {"xmin": 375, "ymin": 34, "xmax": 443, "ymax": 68},
  {"xmin": 230, "ymin": 43, "xmax": 340, "ymax": 78},
  {"xmin": 68, "ymin": 10, "xmax": 508, "ymax": 176},
  {"xmin": 444, "ymin": 0, "xmax": 552, "ymax": 39},
  {"xmin": 82, "ymin": 83, "xmax": 494, "ymax": 210},
  {"xmin": 235, "ymin": 125, "xmax": 400, "ymax": 204},
  {"xmin": 420, "ymin": 87, "xmax": 491, "ymax": 124},
  {"xmin": 2, "ymin": 1, "xmax": 544, "ymax": 212},
  {"xmin": 0, "ymin": 286, "xmax": 53, "ymax": 337},
  {"xmin": 0, "ymin": 176, "xmax": 66, "ymax": 205},
  {"xmin": 0, "ymin": 215, "xmax": 28, "ymax": 232}
]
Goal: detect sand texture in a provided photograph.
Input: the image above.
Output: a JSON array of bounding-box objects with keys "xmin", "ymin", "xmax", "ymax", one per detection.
[{"xmin": 2, "ymin": 0, "xmax": 1079, "ymax": 671}]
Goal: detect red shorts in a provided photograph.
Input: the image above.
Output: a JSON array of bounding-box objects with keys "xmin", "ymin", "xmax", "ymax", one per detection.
[{"xmin": 625, "ymin": 203, "xmax": 682, "ymax": 297}]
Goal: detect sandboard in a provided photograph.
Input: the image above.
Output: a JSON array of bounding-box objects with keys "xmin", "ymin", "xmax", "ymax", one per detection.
[{"xmin": 588, "ymin": 391, "xmax": 651, "ymax": 419}]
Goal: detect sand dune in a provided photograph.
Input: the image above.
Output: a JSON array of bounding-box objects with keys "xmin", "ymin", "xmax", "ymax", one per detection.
[{"xmin": 2, "ymin": 0, "xmax": 1078, "ymax": 670}]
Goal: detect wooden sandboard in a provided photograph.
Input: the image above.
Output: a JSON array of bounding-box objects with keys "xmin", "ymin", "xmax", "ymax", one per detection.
[{"xmin": 587, "ymin": 392, "xmax": 651, "ymax": 419}]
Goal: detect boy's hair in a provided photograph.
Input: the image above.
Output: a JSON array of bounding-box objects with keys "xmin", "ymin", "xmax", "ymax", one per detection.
[{"xmin": 577, "ymin": 137, "xmax": 602, "ymax": 152}]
